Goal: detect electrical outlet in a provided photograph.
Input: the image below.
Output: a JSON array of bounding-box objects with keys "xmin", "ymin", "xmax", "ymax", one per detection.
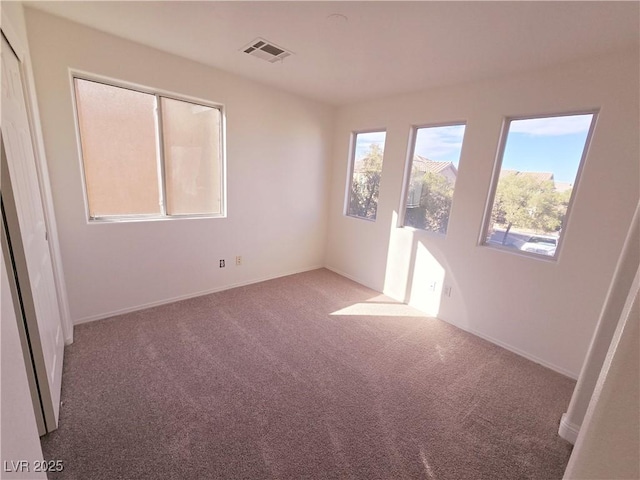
[
  {"xmin": 444, "ymin": 285, "xmax": 452, "ymax": 297},
  {"xmin": 236, "ymin": 256, "xmax": 242, "ymax": 266},
  {"xmin": 219, "ymin": 259, "xmax": 225, "ymax": 268}
]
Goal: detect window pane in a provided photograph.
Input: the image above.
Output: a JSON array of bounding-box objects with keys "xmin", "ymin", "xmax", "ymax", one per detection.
[
  {"xmin": 403, "ymin": 124, "xmax": 465, "ymax": 234},
  {"xmin": 161, "ymin": 97, "xmax": 222, "ymax": 216},
  {"xmin": 347, "ymin": 131, "xmax": 386, "ymax": 220},
  {"xmin": 74, "ymin": 79, "xmax": 160, "ymax": 217},
  {"xmin": 484, "ymin": 113, "xmax": 594, "ymax": 258}
]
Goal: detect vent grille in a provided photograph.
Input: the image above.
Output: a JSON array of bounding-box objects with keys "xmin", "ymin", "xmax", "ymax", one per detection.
[{"xmin": 242, "ymin": 38, "xmax": 292, "ymax": 63}]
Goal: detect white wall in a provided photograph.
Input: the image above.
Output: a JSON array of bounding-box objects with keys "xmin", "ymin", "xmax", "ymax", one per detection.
[
  {"xmin": 325, "ymin": 50, "xmax": 639, "ymax": 377},
  {"xmin": 24, "ymin": 9, "xmax": 334, "ymax": 323},
  {"xmin": 563, "ymin": 266, "xmax": 639, "ymax": 479},
  {"xmin": 560, "ymin": 203, "xmax": 639, "ymax": 443}
]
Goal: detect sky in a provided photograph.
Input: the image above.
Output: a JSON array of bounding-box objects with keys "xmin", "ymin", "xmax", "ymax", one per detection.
[
  {"xmin": 502, "ymin": 114, "xmax": 593, "ymax": 183},
  {"xmin": 414, "ymin": 124, "xmax": 466, "ymax": 165},
  {"xmin": 353, "ymin": 127, "xmax": 465, "ymax": 164},
  {"xmin": 354, "ymin": 131, "xmax": 387, "ymax": 161},
  {"xmin": 353, "ymin": 114, "xmax": 594, "ymax": 184}
]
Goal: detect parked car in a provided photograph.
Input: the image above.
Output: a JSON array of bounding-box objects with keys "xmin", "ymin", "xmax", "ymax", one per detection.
[{"xmin": 519, "ymin": 235, "xmax": 558, "ymax": 256}]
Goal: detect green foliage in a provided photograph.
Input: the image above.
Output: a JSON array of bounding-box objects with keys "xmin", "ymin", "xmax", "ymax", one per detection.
[
  {"xmin": 491, "ymin": 174, "xmax": 562, "ymax": 240},
  {"xmin": 348, "ymin": 144, "xmax": 383, "ymax": 220},
  {"xmin": 405, "ymin": 169, "xmax": 454, "ymax": 233},
  {"xmin": 557, "ymin": 187, "xmax": 573, "ymax": 229},
  {"xmin": 351, "ymin": 147, "xmax": 567, "ymax": 240},
  {"xmin": 558, "ymin": 188, "xmax": 573, "ymax": 208}
]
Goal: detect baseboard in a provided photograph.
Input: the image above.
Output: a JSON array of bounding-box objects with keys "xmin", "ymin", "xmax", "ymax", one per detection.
[
  {"xmin": 323, "ymin": 264, "xmax": 380, "ymax": 292},
  {"xmin": 439, "ymin": 317, "xmax": 579, "ymax": 379},
  {"xmin": 78, "ymin": 263, "xmax": 580, "ymax": 380},
  {"xmin": 325, "ymin": 265, "xmax": 578, "ymax": 379},
  {"xmin": 74, "ymin": 265, "xmax": 323, "ymax": 325},
  {"xmin": 558, "ymin": 413, "xmax": 581, "ymax": 444}
]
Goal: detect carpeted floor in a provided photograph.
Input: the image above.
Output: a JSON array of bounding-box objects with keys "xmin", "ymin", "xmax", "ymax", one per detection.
[{"xmin": 41, "ymin": 269, "xmax": 575, "ymax": 479}]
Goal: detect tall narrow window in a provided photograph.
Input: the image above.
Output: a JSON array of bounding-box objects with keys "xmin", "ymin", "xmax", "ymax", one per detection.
[
  {"xmin": 74, "ymin": 77, "xmax": 224, "ymax": 220},
  {"xmin": 403, "ymin": 124, "xmax": 466, "ymax": 234},
  {"xmin": 483, "ymin": 112, "xmax": 596, "ymax": 258},
  {"xmin": 346, "ymin": 131, "xmax": 386, "ymax": 221}
]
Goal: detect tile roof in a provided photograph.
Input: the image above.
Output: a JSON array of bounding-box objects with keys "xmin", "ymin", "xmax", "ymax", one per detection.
[
  {"xmin": 500, "ymin": 169, "xmax": 554, "ymax": 182},
  {"xmin": 413, "ymin": 155, "xmax": 458, "ymax": 175}
]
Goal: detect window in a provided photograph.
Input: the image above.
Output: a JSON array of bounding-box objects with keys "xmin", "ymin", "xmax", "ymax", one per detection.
[
  {"xmin": 402, "ymin": 124, "xmax": 466, "ymax": 234},
  {"xmin": 483, "ymin": 112, "xmax": 596, "ymax": 258},
  {"xmin": 346, "ymin": 131, "xmax": 386, "ymax": 221},
  {"xmin": 73, "ymin": 77, "xmax": 224, "ymax": 220}
]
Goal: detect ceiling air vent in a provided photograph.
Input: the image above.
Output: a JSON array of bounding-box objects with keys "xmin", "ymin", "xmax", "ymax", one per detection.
[{"xmin": 242, "ymin": 38, "xmax": 293, "ymax": 63}]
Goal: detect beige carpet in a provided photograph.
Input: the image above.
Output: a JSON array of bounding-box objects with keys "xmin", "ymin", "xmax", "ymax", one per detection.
[{"xmin": 42, "ymin": 269, "xmax": 574, "ymax": 479}]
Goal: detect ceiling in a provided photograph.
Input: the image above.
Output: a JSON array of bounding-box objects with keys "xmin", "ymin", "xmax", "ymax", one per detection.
[{"xmin": 25, "ymin": 1, "xmax": 640, "ymax": 106}]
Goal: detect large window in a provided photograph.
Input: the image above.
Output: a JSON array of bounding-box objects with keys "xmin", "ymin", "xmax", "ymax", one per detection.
[
  {"xmin": 73, "ymin": 77, "xmax": 224, "ymax": 220},
  {"xmin": 402, "ymin": 124, "xmax": 466, "ymax": 234},
  {"xmin": 346, "ymin": 130, "xmax": 386, "ymax": 221},
  {"xmin": 483, "ymin": 112, "xmax": 596, "ymax": 258}
]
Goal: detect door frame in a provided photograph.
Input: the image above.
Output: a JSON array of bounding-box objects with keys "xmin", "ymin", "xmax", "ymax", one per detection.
[{"xmin": 1, "ymin": 14, "xmax": 73, "ymax": 345}]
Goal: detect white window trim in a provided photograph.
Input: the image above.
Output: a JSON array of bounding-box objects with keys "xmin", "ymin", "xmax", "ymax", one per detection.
[
  {"xmin": 397, "ymin": 121, "xmax": 467, "ymax": 235},
  {"xmin": 69, "ymin": 70, "xmax": 227, "ymax": 223},
  {"xmin": 479, "ymin": 109, "xmax": 599, "ymax": 261},
  {"xmin": 344, "ymin": 128, "xmax": 387, "ymax": 222}
]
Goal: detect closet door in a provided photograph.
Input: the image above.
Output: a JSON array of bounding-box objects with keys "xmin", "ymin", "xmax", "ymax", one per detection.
[{"xmin": 1, "ymin": 34, "xmax": 64, "ymax": 431}]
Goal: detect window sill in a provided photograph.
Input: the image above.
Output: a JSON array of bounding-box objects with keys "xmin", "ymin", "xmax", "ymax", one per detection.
[
  {"xmin": 481, "ymin": 243, "xmax": 558, "ymax": 262},
  {"xmin": 87, "ymin": 213, "xmax": 226, "ymax": 224}
]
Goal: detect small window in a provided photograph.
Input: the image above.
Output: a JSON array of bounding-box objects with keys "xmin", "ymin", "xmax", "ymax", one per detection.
[
  {"xmin": 346, "ymin": 130, "xmax": 386, "ymax": 221},
  {"xmin": 483, "ymin": 112, "xmax": 596, "ymax": 258},
  {"xmin": 402, "ymin": 124, "xmax": 466, "ymax": 234},
  {"xmin": 73, "ymin": 77, "xmax": 224, "ymax": 220}
]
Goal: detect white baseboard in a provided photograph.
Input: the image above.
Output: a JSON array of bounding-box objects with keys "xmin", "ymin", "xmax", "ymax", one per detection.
[
  {"xmin": 558, "ymin": 413, "xmax": 581, "ymax": 444},
  {"xmin": 78, "ymin": 263, "xmax": 580, "ymax": 381},
  {"xmin": 323, "ymin": 264, "xmax": 380, "ymax": 292},
  {"xmin": 74, "ymin": 265, "xmax": 323, "ymax": 325},
  {"xmin": 325, "ymin": 265, "xmax": 578, "ymax": 379},
  {"xmin": 437, "ymin": 317, "xmax": 579, "ymax": 380}
]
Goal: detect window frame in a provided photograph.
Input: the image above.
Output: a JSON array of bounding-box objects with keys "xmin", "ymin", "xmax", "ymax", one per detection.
[
  {"xmin": 344, "ymin": 128, "xmax": 387, "ymax": 222},
  {"xmin": 398, "ymin": 121, "xmax": 467, "ymax": 235},
  {"xmin": 479, "ymin": 109, "xmax": 598, "ymax": 260},
  {"xmin": 70, "ymin": 71, "xmax": 227, "ymax": 223}
]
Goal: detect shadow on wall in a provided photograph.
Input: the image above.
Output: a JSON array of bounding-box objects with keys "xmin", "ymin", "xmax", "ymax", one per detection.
[{"xmin": 382, "ymin": 211, "xmax": 468, "ymax": 322}]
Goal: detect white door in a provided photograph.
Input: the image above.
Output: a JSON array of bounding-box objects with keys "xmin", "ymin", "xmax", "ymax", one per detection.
[{"xmin": 1, "ymin": 35, "xmax": 64, "ymax": 430}]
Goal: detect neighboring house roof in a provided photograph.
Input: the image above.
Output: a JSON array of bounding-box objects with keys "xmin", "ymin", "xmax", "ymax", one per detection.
[
  {"xmin": 500, "ymin": 169, "xmax": 554, "ymax": 183},
  {"xmin": 499, "ymin": 169, "xmax": 574, "ymax": 192},
  {"xmin": 354, "ymin": 155, "xmax": 460, "ymax": 178},
  {"xmin": 412, "ymin": 156, "xmax": 458, "ymax": 176},
  {"xmin": 555, "ymin": 181, "xmax": 573, "ymax": 193}
]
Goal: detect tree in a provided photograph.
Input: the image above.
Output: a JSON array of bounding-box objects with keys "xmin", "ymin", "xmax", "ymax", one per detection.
[
  {"xmin": 349, "ymin": 144, "xmax": 383, "ymax": 220},
  {"xmin": 492, "ymin": 174, "xmax": 561, "ymax": 244},
  {"xmin": 421, "ymin": 172, "xmax": 454, "ymax": 233},
  {"xmin": 405, "ymin": 170, "xmax": 454, "ymax": 233},
  {"xmin": 557, "ymin": 187, "xmax": 573, "ymax": 230}
]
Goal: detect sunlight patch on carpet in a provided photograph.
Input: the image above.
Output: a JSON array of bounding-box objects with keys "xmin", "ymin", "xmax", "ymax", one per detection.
[{"xmin": 331, "ymin": 301, "xmax": 425, "ymax": 317}]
